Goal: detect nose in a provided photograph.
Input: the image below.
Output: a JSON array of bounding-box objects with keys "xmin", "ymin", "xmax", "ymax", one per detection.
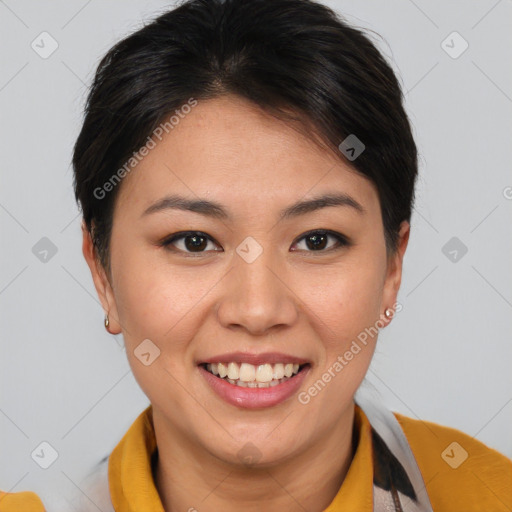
[{"xmin": 215, "ymin": 248, "xmax": 299, "ymax": 336}]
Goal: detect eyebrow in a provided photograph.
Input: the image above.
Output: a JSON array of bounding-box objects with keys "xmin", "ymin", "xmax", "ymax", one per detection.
[{"xmin": 141, "ymin": 192, "xmax": 365, "ymax": 220}]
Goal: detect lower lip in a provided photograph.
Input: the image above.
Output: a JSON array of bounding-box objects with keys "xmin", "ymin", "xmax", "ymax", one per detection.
[{"xmin": 199, "ymin": 365, "xmax": 311, "ymax": 409}]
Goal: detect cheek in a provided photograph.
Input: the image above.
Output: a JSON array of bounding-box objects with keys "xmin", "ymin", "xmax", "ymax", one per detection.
[
  {"xmin": 111, "ymin": 248, "xmax": 205, "ymax": 347},
  {"xmin": 293, "ymin": 261, "xmax": 384, "ymax": 424},
  {"xmin": 111, "ymin": 251, "xmax": 205, "ymax": 404},
  {"xmin": 297, "ymin": 258, "xmax": 385, "ymax": 344}
]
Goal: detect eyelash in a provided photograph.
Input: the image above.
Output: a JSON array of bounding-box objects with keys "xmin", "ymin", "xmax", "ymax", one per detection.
[{"xmin": 159, "ymin": 229, "xmax": 350, "ymax": 256}]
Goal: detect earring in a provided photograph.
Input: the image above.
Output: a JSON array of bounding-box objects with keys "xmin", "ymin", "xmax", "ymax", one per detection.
[
  {"xmin": 104, "ymin": 313, "xmax": 110, "ymax": 330},
  {"xmin": 384, "ymin": 308, "xmax": 393, "ymax": 319}
]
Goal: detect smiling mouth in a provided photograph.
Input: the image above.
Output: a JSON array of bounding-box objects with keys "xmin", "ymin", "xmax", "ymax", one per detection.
[{"xmin": 200, "ymin": 361, "xmax": 310, "ymax": 388}]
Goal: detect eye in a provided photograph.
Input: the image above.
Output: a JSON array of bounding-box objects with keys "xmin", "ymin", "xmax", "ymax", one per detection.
[
  {"xmin": 160, "ymin": 229, "xmax": 350, "ymax": 255},
  {"xmin": 160, "ymin": 231, "xmax": 221, "ymax": 254},
  {"xmin": 291, "ymin": 229, "xmax": 349, "ymax": 252}
]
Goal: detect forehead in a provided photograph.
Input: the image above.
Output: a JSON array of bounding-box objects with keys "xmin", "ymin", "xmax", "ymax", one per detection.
[{"xmin": 114, "ymin": 95, "xmax": 380, "ymax": 219}]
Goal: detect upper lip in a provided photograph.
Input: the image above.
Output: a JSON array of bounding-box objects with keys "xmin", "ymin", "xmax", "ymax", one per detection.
[{"xmin": 199, "ymin": 351, "xmax": 310, "ymax": 366}]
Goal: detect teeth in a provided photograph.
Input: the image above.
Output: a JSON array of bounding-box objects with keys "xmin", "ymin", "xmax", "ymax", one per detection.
[
  {"xmin": 255, "ymin": 363, "xmax": 273, "ymax": 383},
  {"xmin": 273, "ymin": 363, "xmax": 285, "ymax": 380},
  {"xmin": 227, "ymin": 362, "xmax": 239, "ymax": 380},
  {"xmin": 218, "ymin": 362, "xmax": 228, "ymax": 378},
  {"xmin": 239, "ymin": 363, "xmax": 256, "ymax": 382},
  {"xmin": 204, "ymin": 361, "xmax": 304, "ymax": 387}
]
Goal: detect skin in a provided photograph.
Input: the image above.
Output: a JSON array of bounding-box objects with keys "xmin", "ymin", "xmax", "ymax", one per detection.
[{"xmin": 82, "ymin": 94, "xmax": 409, "ymax": 512}]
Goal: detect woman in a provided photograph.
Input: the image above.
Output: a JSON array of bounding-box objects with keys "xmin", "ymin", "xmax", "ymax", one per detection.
[{"xmin": 1, "ymin": 0, "xmax": 510, "ymax": 510}]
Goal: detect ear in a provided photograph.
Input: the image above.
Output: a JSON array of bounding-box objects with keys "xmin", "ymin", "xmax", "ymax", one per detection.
[
  {"xmin": 81, "ymin": 220, "xmax": 122, "ymax": 334},
  {"xmin": 381, "ymin": 221, "xmax": 410, "ymax": 324}
]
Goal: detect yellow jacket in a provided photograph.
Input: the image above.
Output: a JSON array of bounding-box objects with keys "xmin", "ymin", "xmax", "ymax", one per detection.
[{"xmin": 1, "ymin": 403, "xmax": 511, "ymax": 511}]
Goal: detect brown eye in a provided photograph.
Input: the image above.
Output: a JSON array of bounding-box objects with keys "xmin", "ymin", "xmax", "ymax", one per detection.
[
  {"xmin": 291, "ymin": 230, "xmax": 349, "ymax": 252},
  {"xmin": 161, "ymin": 231, "xmax": 221, "ymax": 254}
]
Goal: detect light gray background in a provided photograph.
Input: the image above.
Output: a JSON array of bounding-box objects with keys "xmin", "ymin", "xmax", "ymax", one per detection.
[{"xmin": 1, "ymin": 0, "xmax": 511, "ymax": 504}]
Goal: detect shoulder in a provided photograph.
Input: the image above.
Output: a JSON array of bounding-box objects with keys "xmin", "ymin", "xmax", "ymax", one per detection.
[
  {"xmin": 0, "ymin": 490, "xmax": 45, "ymax": 511},
  {"xmin": 394, "ymin": 412, "xmax": 512, "ymax": 511}
]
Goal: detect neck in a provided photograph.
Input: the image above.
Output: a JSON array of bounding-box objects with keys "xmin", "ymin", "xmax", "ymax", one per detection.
[{"xmin": 153, "ymin": 403, "xmax": 356, "ymax": 512}]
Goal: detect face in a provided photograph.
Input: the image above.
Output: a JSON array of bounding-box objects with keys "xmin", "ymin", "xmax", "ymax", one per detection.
[{"xmin": 83, "ymin": 94, "xmax": 408, "ymax": 467}]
